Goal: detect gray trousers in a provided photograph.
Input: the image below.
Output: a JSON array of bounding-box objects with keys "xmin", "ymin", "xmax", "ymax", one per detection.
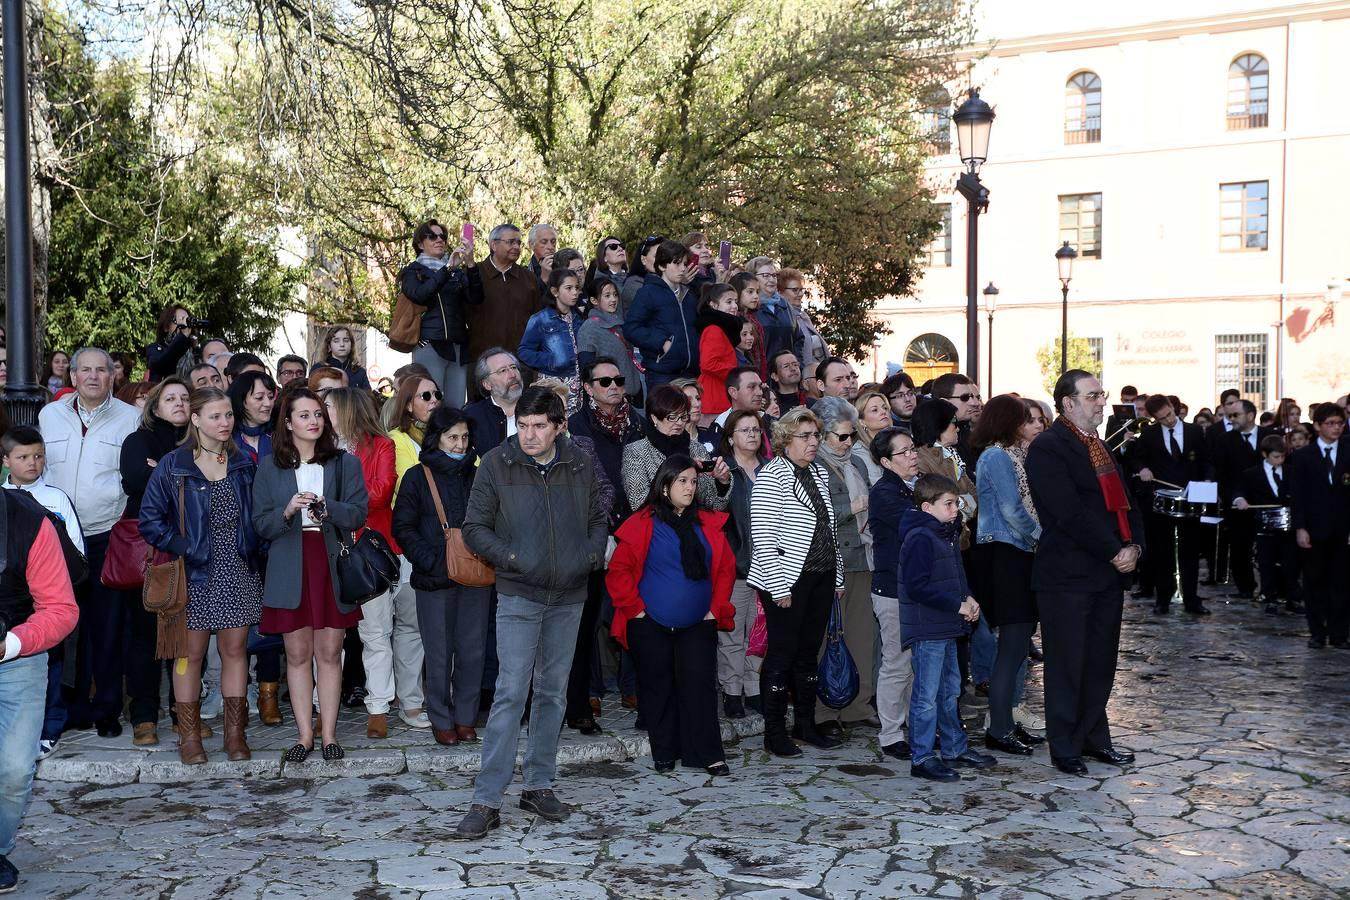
[
  {"xmin": 415, "ymin": 584, "xmax": 491, "ymax": 730},
  {"xmin": 413, "ymin": 343, "xmax": 469, "ymax": 409},
  {"xmin": 871, "ymin": 592, "xmax": 913, "ymax": 746},
  {"xmin": 716, "ymin": 579, "xmax": 762, "ymax": 696}
]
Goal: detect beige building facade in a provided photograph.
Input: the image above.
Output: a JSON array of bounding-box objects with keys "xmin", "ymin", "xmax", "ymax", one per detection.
[{"xmin": 876, "ymin": 0, "xmax": 1350, "ymax": 411}]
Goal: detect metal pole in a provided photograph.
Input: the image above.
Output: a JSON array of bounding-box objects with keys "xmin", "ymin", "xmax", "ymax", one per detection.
[
  {"xmin": 1060, "ymin": 284, "xmax": 1070, "ymax": 376},
  {"xmin": 986, "ymin": 311, "xmax": 993, "ymax": 393},
  {"xmin": 2, "ymin": 0, "xmax": 44, "ymax": 425},
  {"xmin": 956, "ymin": 171, "xmax": 988, "ymax": 378}
]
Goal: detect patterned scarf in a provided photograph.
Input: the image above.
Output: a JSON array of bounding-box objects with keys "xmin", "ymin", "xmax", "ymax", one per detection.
[
  {"xmin": 1004, "ymin": 443, "xmax": 1038, "ymax": 526},
  {"xmin": 590, "ymin": 394, "xmax": 634, "ymax": 444},
  {"xmin": 1059, "ymin": 416, "xmax": 1132, "ymax": 541}
]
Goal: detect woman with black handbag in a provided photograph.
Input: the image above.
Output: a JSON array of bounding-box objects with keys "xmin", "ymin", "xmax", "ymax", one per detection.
[
  {"xmin": 252, "ymin": 387, "xmax": 369, "ymax": 762},
  {"xmin": 391, "ymin": 406, "xmax": 490, "ymax": 747},
  {"xmin": 139, "ymin": 387, "xmax": 264, "ymax": 765}
]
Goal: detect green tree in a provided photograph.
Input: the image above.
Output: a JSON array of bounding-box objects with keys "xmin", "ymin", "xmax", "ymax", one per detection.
[
  {"xmin": 40, "ymin": 15, "xmax": 301, "ymax": 365},
  {"xmin": 1036, "ymin": 335, "xmax": 1103, "ymax": 396}
]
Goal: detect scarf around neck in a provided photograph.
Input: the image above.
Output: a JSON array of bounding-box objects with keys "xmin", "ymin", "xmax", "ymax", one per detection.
[
  {"xmin": 1059, "ymin": 416, "xmax": 1132, "ymax": 541},
  {"xmin": 416, "ymin": 252, "xmax": 449, "ymax": 271},
  {"xmin": 591, "ymin": 395, "xmax": 634, "ymax": 444},
  {"xmin": 644, "ymin": 417, "xmax": 691, "ymax": 458}
]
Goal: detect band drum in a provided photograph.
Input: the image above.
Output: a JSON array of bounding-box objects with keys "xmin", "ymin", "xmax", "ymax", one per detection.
[{"xmin": 1256, "ymin": 507, "xmax": 1291, "ymax": 533}]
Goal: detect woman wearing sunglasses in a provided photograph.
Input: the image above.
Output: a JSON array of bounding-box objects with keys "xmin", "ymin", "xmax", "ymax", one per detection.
[
  {"xmin": 913, "ymin": 398, "xmax": 978, "ymax": 550},
  {"xmin": 398, "ymin": 219, "xmax": 482, "ymax": 407},
  {"xmin": 585, "ymin": 234, "xmax": 628, "ymax": 296},
  {"xmin": 812, "ymin": 396, "xmax": 879, "ymax": 736},
  {"xmin": 620, "ymin": 234, "xmax": 665, "ymax": 319}
]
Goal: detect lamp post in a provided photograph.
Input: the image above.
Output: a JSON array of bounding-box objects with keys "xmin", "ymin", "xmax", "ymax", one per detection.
[
  {"xmin": 983, "ymin": 282, "xmax": 999, "ymax": 392},
  {"xmin": 2, "ymin": 0, "xmax": 44, "ymax": 425},
  {"xmin": 1056, "ymin": 241, "xmax": 1078, "ymax": 375},
  {"xmin": 953, "ymin": 88, "xmax": 995, "ymax": 378}
]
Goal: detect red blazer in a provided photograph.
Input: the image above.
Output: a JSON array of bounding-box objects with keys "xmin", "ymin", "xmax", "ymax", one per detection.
[
  {"xmin": 607, "ymin": 506, "xmax": 736, "ymax": 648},
  {"xmin": 698, "ymin": 328, "xmax": 737, "ymax": 416},
  {"xmin": 354, "ymin": 434, "xmax": 399, "ymax": 555}
]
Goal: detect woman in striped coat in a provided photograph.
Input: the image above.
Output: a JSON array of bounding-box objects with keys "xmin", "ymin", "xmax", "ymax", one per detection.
[{"xmin": 747, "ymin": 406, "xmax": 844, "ymax": 758}]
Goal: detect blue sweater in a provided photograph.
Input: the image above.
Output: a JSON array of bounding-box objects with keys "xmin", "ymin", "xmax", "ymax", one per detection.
[
  {"xmin": 897, "ymin": 508, "xmax": 971, "ymax": 650},
  {"xmin": 869, "ymin": 469, "xmax": 916, "ymax": 599},
  {"xmin": 638, "ymin": 519, "xmax": 713, "ymax": 628}
]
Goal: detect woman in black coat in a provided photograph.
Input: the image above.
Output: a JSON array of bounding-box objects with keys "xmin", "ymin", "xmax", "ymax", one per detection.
[
  {"xmin": 391, "ymin": 405, "xmax": 490, "ymax": 746},
  {"xmin": 144, "ymin": 304, "xmax": 201, "ymax": 383}
]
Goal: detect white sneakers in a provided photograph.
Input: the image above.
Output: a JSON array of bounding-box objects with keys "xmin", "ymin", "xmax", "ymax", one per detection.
[
  {"xmin": 36, "ymin": 739, "xmax": 57, "ymax": 761},
  {"xmin": 1013, "ymin": 704, "xmax": 1046, "ymax": 731},
  {"xmin": 399, "ymin": 709, "xmax": 432, "ymax": 729},
  {"xmin": 199, "ymin": 681, "xmax": 223, "ymax": 720}
]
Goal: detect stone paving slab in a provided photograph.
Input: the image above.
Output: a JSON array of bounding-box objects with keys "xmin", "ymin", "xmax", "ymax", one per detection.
[{"xmin": 13, "ymin": 594, "xmax": 1350, "ymax": 898}]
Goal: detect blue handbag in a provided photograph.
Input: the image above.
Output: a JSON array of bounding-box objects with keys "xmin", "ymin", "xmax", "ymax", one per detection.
[{"xmin": 817, "ymin": 594, "xmax": 859, "ymax": 709}]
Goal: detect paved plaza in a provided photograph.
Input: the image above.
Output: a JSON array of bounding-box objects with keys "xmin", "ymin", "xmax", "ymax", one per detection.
[{"xmin": 12, "ymin": 596, "xmax": 1349, "ymax": 898}]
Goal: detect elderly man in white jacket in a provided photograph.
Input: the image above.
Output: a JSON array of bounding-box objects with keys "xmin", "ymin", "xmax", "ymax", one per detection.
[{"xmin": 37, "ymin": 347, "xmax": 140, "ymax": 737}]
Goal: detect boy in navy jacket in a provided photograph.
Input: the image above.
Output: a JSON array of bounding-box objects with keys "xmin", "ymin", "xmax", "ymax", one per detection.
[{"xmin": 899, "ymin": 475, "xmax": 995, "ymax": 781}]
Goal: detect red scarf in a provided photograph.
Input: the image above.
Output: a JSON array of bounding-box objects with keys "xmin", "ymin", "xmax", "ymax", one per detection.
[{"xmin": 1060, "ymin": 416, "xmax": 1133, "ymax": 541}]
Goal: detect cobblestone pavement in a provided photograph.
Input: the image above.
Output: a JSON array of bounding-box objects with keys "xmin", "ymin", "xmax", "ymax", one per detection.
[{"xmin": 13, "ymin": 596, "xmax": 1349, "ymax": 898}]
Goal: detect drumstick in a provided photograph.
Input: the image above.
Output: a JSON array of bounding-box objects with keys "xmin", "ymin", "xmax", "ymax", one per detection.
[
  {"xmin": 1242, "ymin": 504, "xmax": 1284, "ymax": 509},
  {"xmin": 1142, "ymin": 477, "xmax": 1184, "ymax": 490}
]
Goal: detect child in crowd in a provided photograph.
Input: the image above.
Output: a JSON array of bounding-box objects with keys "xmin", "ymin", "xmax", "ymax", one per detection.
[
  {"xmin": 2, "ymin": 426, "xmax": 85, "ymax": 760},
  {"xmin": 1234, "ymin": 435, "xmax": 1303, "ymax": 616},
  {"xmin": 897, "ymin": 474, "xmax": 994, "ymax": 782}
]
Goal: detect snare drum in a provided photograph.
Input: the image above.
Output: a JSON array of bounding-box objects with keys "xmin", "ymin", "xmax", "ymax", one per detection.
[
  {"xmin": 1181, "ymin": 499, "xmax": 1220, "ymax": 519},
  {"xmin": 1152, "ymin": 488, "xmax": 1187, "ymax": 518},
  {"xmin": 1256, "ymin": 507, "xmax": 1291, "ymax": 533}
]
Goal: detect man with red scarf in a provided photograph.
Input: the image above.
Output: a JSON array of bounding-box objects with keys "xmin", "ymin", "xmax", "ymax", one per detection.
[{"xmin": 1025, "ymin": 370, "xmax": 1145, "ymax": 776}]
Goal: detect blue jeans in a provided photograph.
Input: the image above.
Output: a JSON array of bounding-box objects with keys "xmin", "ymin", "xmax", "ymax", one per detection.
[
  {"xmin": 970, "ymin": 615, "xmax": 996, "ymax": 685},
  {"xmin": 1, "ymin": 653, "xmax": 47, "ymax": 855},
  {"xmin": 908, "ymin": 639, "xmax": 967, "ymax": 766},
  {"xmin": 473, "ymin": 595, "xmax": 584, "ymax": 809}
]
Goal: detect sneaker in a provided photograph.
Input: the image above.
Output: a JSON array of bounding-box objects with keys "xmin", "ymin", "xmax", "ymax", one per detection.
[
  {"xmin": 1012, "ymin": 704, "xmax": 1046, "ymax": 731},
  {"xmin": 520, "ymin": 789, "xmax": 570, "ymax": 822},
  {"xmin": 454, "ymin": 805, "xmax": 501, "ymax": 840},
  {"xmin": 199, "ymin": 682, "xmax": 223, "ymax": 720},
  {"xmin": 35, "ymin": 739, "xmax": 57, "ymax": 762},
  {"xmin": 0, "ymin": 854, "xmax": 16, "ymax": 893},
  {"xmin": 399, "ymin": 709, "xmax": 432, "ymax": 729},
  {"xmin": 343, "ymin": 686, "xmax": 368, "ymax": 709}
]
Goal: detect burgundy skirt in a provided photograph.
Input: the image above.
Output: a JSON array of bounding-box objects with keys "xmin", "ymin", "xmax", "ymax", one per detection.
[{"xmin": 260, "ymin": 531, "xmax": 363, "ymax": 634}]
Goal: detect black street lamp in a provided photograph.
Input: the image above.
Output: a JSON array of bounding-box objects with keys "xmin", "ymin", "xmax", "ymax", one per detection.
[
  {"xmin": 1056, "ymin": 241, "xmax": 1078, "ymax": 375},
  {"xmin": 2, "ymin": 0, "xmax": 44, "ymax": 425},
  {"xmin": 983, "ymin": 282, "xmax": 999, "ymax": 392},
  {"xmin": 953, "ymin": 88, "xmax": 995, "ymax": 379}
]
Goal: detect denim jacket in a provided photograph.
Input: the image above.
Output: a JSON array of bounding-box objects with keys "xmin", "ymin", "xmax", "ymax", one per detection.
[
  {"xmin": 974, "ymin": 445, "xmax": 1041, "ymax": 553},
  {"xmin": 517, "ymin": 306, "xmax": 583, "ymax": 378}
]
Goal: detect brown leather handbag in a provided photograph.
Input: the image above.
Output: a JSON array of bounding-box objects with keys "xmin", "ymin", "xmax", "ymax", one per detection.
[
  {"xmin": 142, "ymin": 478, "xmax": 190, "ymax": 659},
  {"xmin": 387, "ymin": 290, "xmax": 421, "ymax": 353},
  {"xmin": 423, "ymin": 467, "xmax": 494, "ymax": 587}
]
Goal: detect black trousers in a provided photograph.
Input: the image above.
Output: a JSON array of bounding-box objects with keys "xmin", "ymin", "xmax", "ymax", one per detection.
[
  {"xmin": 987, "ymin": 621, "xmax": 1036, "ymax": 739},
  {"xmin": 760, "ymin": 569, "xmax": 835, "ymax": 679},
  {"xmin": 566, "ymin": 572, "xmax": 605, "ymax": 721},
  {"xmin": 1255, "ymin": 532, "xmax": 1301, "ymax": 604},
  {"xmin": 341, "ymin": 626, "xmax": 365, "ymax": 692},
  {"xmin": 1038, "ymin": 588, "xmax": 1123, "ymax": 761},
  {"xmin": 1300, "ymin": 537, "xmax": 1349, "ymax": 643},
  {"xmin": 71, "ymin": 532, "xmax": 129, "ymax": 723},
  {"xmin": 1225, "ymin": 512, "xmax": 1257, "ymax": 595},
  {"xmin": 123, "ymin": 590, "xmax": 162, "ymax": 726},
  {"xmin": 628, "ymin": 617, "xmax": 723, "ymax": 767},
  {"xmin": 1145, "ymin": 513, "xmax": 1201, "ymax": 608}
]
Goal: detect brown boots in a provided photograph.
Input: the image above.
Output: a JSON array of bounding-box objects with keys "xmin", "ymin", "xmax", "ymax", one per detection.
[
  {"xmin": 174, "ymin": 702, "xmax": 208, "ymax": 765},
  {"xmin": 366, "ymin": 713, "xmax": 388, "ymax": 738},
  {"xmin": 223, "ymin": 697, "xmax": 251, "ymax": 761},
  {"xmin": 257, "ymin": 682, "xmax": 283, "ymax": 726}
]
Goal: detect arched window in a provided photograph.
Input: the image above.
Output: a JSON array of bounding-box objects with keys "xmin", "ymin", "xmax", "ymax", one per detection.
[
  {"xmin": 919, "ymin": 86, "xmax": 951, "ymax": 153},
  {"xmin": 1064, "ymin": 72, "xmax": 1101, "ymax": 144},
  {"xmin": 904, "ymin": 333, "xmax": 959, "ymax": 385},
  {"xmin": 1227, "ymin": 54, "xmax": 1269, "ymax": 130}
]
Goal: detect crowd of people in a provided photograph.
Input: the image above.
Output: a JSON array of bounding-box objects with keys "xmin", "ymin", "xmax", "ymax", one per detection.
[{"xmin": 0, "ymin": 219, "xmax": 1345, "ymax": 887}]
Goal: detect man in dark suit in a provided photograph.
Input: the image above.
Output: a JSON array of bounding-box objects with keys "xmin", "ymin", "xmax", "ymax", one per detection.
[
  {"xmin": 1026, "ymin": 370, "xmax": 1144, "ymax": 776},
  {"xmin": 1233, "ymin": 435, "xmax": 1302, "ymax": 616},
  {"xmin": 1126, "ymin": 394, "xmax": 1215, "ymax": 615},
  {"xmin": 1202, "ymin": 389, "xmax": 1243, "ymax": 584},
  {"xmin": 1212, "ymin": 399, "xmax": 1272, "ymax": 599},
  {"xmin": 1287, "ymin": 403, "xmax": 1350, "ymax": 648}
]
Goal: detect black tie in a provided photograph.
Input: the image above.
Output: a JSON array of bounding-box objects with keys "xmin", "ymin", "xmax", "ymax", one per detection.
[
  {"xmin": 1169, "ymin": 429, "xmax": 1182, "ymax": 460},
  {"xmin": 1325, "ymin": 446, "xmax": 1335, "ymax": 483},
  {"xmin": 1247, "ymin": 432, "xmax": 1255, "ymax": 451},
  {"xmin": 1273, "ymin": 468, "xmax": 1282, "ymax": 493}
]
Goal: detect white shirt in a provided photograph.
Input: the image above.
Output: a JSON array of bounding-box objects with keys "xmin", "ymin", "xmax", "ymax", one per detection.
[
  {"xmin": 1263, "ymin": 461, "xmax": 1282, "ymax": 497},
  {"xmin": 297, "ymin": 462, "xmax": 324, "ymax": 526},
  {"xmin": 1239, "ymin": 429, "xmax": 1258, "ymax": 451},
  {"xmin": 1316, "ymin": 439, "xmax": 1338, "ymax": 480},
  {"xmin": 492, "ymin": 397, "xmax": 518, "ymax": 439},
  {"xmin": 37, "ymin": 394, "xmax": 141, "ymax": 536},
  {"xmin": 2, "ymin": 476, "xmax": 85, "ymax": 553}
]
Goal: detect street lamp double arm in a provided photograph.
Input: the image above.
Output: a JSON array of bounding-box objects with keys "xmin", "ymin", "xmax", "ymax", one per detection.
[
  {"xmin": 953, "ymin": 88, "xmax": 995, "ymax": 382},
  {"xmin": 1056, "ymin": 240, "xmax": 1078, "ymax": 375}
]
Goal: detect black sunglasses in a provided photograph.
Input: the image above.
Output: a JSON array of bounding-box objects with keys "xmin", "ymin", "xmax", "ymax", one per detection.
[
  {"xmin": 426, "ymin": 231, "xmax": 447, "ymax": 242},
  {"xmin": 604, "ymin": 243, "xmax": 622, "ymax": 252},
  {"xmin": 419, "ymin": 390, "xmax": 444, "ymax": 402},
  {"xmin": 590, "ymin": 376, "xmax": 626, "ymax": 388},
  {"xmin": 829, "ymin": 431, "xmax": 856, "ymax": 443}
]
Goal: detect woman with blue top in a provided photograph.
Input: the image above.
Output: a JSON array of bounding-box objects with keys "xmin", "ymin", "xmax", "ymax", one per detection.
[
  {"xmin": 607, "ymin": 454, "xmax": 736, "ymax": 775},
  {"xmin": 971, "ymin": 394, "xmax": 1047, "ymax": 756},
  {"xmin": 139, "ymin": 387, "xmax": 264, "ymax": 765},
  {"xmin": 518, "ymin": 268, "xmax": 585, "ymax": 413},
  {"xmin": 228, "ymin": 370, "xmax": 276, "ymax": 463}
]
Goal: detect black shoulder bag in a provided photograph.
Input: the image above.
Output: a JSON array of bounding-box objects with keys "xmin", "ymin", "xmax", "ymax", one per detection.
[{"xmin": 330, "ymin": 453, "xmax": 400, "ymax": 606}]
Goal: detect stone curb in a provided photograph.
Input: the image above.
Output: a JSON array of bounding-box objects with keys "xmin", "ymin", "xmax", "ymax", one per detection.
[{"xmin": 36, "ymin": 714, "xmax": 767, "ymax": 785}]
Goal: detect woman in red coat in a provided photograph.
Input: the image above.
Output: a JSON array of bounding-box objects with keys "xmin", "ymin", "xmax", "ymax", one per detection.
[
  {"xmin": 324, "ymin": 388, "xmax": 423, "ymax": 739},
  {"xmin": 696, "ymin": 283, "xmax": 744, "ymax": 425},
  {"xmin": 608, "ymin": 454, "xmax": 737, "ymax": 775}
]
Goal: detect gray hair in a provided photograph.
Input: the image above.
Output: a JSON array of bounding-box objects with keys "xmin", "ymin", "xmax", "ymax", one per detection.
[
  {"xmin": 474, "ymin": 346, "xmax": 519, "ymax": 388},
  {"xmin": 71, "ymin": 347, "xmax": 113, "ymax": 372},
  {"xmin": 207, "ymin": 351, "xmax": 232, "ymax": 371},
  {"xmin": 813, "ymin": 395, "xmax": 859, "ymax": 435},
  {"xmin": 488, "ymin": 223, "xmax": 521, "ymax": 243},
  {"xmin": 526, "ymin": 223, "xmax": 556, "ymax": 247}
]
